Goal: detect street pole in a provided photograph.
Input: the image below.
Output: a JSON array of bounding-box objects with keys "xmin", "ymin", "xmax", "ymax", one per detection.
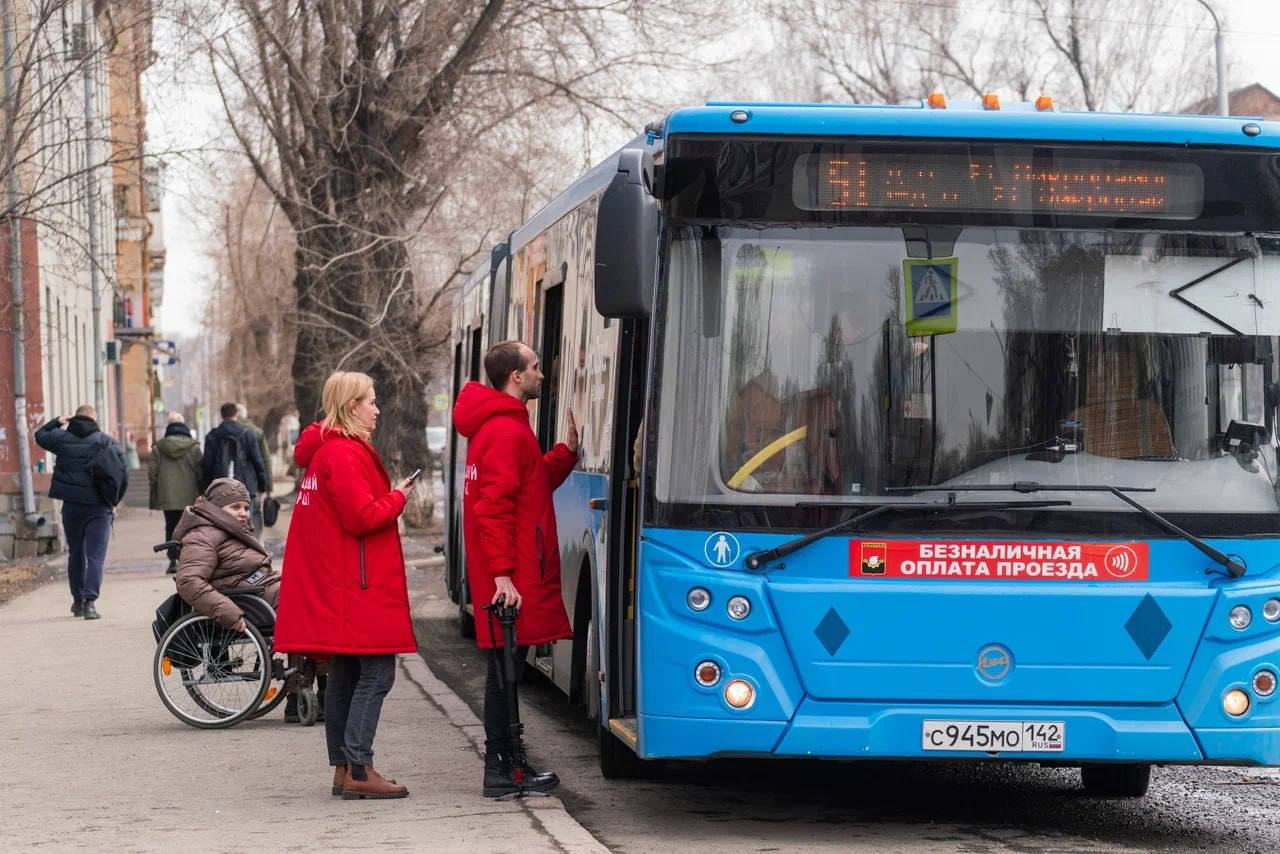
[
  {"xmin": 3, "ymin": 0, "xmax": 43, "ymax": 530},
  {"xmin": 1195, "ymin": 0, "xmax": 1229, "ymax": 116},
  {"xmin": 81, "ymin": 0, "xmax": 104, "ymax": 419}
]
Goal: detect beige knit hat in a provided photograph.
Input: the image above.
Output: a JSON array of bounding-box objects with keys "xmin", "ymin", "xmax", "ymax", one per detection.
[{"xmin": 205, "ymin": 477, "xmax": 250, "ymax": 508}]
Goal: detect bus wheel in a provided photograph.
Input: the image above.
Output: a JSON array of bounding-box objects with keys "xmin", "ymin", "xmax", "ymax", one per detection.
[
  {"xmin": 1080, "ymin": 763, "xmax": 1151, "ymax": 797},
  {"xmin": 599, "ymin": 725, "xmax": 649, "ymax": 780},
  {"xmin": 458, "ymin": 604, "xmax": 475, "ymax": 640}
]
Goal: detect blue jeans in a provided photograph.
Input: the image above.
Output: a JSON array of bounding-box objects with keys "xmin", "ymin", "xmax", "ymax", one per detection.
[
  {"xmin": 325, "ymin": 654, "xmax": 396, "ymax": 766},
  {"xmin": 62, "ymin": 502, "xmax": 112, "ymax": 603}
]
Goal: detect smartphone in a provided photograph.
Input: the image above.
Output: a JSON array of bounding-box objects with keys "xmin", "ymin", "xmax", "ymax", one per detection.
[{"xmin": 408, "ymin": 468, "xmax": 423, "ymax": 482}]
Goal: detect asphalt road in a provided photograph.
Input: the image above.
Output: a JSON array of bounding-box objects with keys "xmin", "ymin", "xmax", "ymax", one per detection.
[{"xmin": 407, "ymin": 559, "xmax": 1280, "ymax": 854}]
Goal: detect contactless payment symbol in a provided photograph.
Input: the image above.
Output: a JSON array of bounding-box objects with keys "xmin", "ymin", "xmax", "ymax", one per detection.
[
  {"xmin": 704, "ymin": 532, "xmax": 741, "ymax": 568},
  {"xmin": 1104, "ymin": 545, "xmax": 1140, "ymax": 578},
  {"xmin": 860, "ymin": 541, "xmax": 887, "ymax": 575}
]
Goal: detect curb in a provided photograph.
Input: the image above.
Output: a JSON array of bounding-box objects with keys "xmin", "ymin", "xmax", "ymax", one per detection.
[{"xmin": 398, "ymin": 652, "xmax": 610, "ymax": 854}]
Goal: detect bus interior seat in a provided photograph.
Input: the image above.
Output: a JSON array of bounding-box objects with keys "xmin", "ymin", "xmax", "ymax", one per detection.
[{"xmin": 1072, "ymin": 350, "xmax": 1175, "ymax": 460}]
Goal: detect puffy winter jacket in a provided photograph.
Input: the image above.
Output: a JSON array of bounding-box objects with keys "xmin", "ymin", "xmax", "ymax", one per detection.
[
  {"xmin": 453, "ymin": 381, "xmax": 576, "ymax": 649},
  {"xmin": 173, "ymin": 497, "xmax": 278, "ymax": 629},
  {"xmin": 149, "ymin": 426, "xmax": 203, "ymax": 510},
  {"xmin": 34, "ymin": 416, "xmax": 127, "ymax": 507},
  {"xmin": 272, "ymin": 423, "xmax": 415, "ymax": 657}
]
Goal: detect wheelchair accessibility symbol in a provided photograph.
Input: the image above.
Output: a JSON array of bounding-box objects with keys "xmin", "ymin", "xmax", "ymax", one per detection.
[{"xmin": 704, "ymin": 532, "xmax": 741, "ymax": 567}]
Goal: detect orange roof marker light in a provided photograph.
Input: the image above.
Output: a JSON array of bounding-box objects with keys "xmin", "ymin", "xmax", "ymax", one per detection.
[
  {"xmin": 1035, "ymin": 95, "xmax": 1056, "ymax": 111},
  {"xmin": 982, "ymin": 93, "xmax": 1001, "ymax": 110},
  {"xmin": 927, "ymin": 91, "xmax": 948, "ymax": 109}
]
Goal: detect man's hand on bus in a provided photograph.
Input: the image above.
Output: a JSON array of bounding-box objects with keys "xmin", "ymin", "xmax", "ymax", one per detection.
[
  {"xmin": 566, "ymin": 409, "xmax": 580, "ymax": 454},
  {"xmin": 493, "ymin": 575, "xmax": 522, "ymax": 609}
]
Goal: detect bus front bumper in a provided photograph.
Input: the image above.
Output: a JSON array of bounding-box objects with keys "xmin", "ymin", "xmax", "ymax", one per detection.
[{"xmin": 639, "ymin": 702, "xmax": 1280, "ymax": 765}]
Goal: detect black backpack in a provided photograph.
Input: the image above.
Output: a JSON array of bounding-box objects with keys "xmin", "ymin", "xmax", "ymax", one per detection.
[
  {"xmin": 215, "ymin": 431, "xmax": 254, "ymax": 488},
  {"xmin": 87, "ymin": 438, "xmax": 127, "ymax": 506}
]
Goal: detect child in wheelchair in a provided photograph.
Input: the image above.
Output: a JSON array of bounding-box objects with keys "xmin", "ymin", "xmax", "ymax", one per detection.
[{"xmin": 171, "ymin": 477, "xmax": 324, "ymax": 722}]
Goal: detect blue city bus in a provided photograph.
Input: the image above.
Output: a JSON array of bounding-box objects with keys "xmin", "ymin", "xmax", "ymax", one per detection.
[{"xmin": 445, "ymin": 98, "xmax": 1280, "ymax": 796}]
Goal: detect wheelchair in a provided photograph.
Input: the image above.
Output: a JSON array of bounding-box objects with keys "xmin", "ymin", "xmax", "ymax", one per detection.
[{"xmin": 151, "ymin": 541, "xmax": 323, "ymax": 729}]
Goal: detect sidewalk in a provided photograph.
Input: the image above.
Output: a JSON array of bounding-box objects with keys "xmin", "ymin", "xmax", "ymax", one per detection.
[{"xmin": 0, "ymin": 505, "xmax": 606, "ymax": 853}]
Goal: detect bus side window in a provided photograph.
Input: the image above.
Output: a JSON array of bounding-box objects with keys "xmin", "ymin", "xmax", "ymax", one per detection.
[{"xmin": 469, "ymin": 327, "xmax": 483, "ymax": 382}]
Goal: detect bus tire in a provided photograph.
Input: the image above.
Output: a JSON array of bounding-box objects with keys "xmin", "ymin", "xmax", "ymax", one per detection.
[
  {"xmin": 458, "ymin": 604, "xmax": 475, "ymax": 639},
  {"xmin": 1080, "ymin": 763, "xmax": 1151, "ymax": 798},
  {"xmin": 599, "ymin": 724, "xmax": 649, "ymax": 780}
]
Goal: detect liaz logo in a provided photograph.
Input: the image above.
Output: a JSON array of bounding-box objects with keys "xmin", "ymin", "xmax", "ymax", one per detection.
[
  {"xmin": 860, "ymin": 541, "xmax": 887, "ymax": 575},
  {"xmin": 976, "ymin": 644, "xmax": 1013, "ymax": 682}
]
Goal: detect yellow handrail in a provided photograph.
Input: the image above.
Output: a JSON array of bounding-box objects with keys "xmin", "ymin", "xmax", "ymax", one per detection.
[{"xmin": 727, "ymin": 426, "xmax": 808, "ymax": 489}]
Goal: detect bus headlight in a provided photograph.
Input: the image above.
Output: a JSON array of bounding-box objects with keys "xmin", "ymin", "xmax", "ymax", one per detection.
[
  {"xmin": 1229, "ymin": 605, "xmax": 1252, "ymax": 631},
  {"xmin": 724, "ymin": 679, "xmax": 755, "ymax": 710},
  {"xmin": 1224, "ymin": 688, "xmax": 1251, "ymax": 717},
  {"xmin": 726, "ymin": 596, "xmax": 751, "ymax": 620},
  {"xmin": 687, "ymin": 588, "xmax": 711, "ymax": 612},
  {"xmin": 1264, "ymin": 599, "xmax": 1280, "ymax": 622}
]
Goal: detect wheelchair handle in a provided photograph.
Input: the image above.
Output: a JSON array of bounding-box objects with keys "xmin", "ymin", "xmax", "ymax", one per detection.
[{"xmin": 153, "ymin": 541, "xmax": 180, "ymax": 553}]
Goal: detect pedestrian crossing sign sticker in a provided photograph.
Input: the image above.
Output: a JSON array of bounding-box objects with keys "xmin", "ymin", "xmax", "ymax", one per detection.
[{"xmin": 903, "ymin": 257, "xmax": 959, "ymax": 336}]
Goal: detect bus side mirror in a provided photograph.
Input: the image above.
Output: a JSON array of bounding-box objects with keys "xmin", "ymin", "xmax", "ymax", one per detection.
[{"xmin": 595, "ymin": 149, "xmax": 658, "ymax": 318}]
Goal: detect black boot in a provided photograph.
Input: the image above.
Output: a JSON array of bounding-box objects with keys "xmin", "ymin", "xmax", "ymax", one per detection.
[
  {"xmin": 166, "ymin": 559, "xmax": 177, "ymax": 575},
  {"xmin": 71, "ymin": 599, "xmax": 83, "ymax": 617},
  {"xmin": 512, "ymin": 746, "xmax": 559, "ymax": 794},
  {"xmin": 283, "ymin": 693, "xmax": 300, "ymax": 723},
  {"xmin": 82, "ymin": 601, "xmax": 100, "ymax": 620},
  {"xmin": 482, "ymin": 752, "xmax": 520, "ymax": 799}
]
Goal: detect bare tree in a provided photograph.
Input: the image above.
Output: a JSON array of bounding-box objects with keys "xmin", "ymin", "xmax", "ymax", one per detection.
[
  {"xmin": 204, "ymin": 158, "xmax": 297, "ymax": 451},
  {"xmin": 190, "ymin": 0, "xmax": 713, "ymax": 492},
  {"xmin": 762, "ymin": 0, "xmax": 1214, "ymax": 112}
]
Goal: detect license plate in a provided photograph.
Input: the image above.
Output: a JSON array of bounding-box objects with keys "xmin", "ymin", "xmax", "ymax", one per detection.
[{"xmin": 922, "ymin": 719, "xmax": 1065, "ymax": 752}]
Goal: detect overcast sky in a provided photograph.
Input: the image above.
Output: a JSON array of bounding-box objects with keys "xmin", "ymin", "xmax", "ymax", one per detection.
[{"xmin": 147, "ymin": 0, "xmax": 1280, "ymax": 338}]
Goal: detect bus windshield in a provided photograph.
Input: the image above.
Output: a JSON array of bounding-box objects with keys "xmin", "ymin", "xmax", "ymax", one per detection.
[{"xmin": 653, "ymin": 225, "xmax": 1280, "ymax": 534}]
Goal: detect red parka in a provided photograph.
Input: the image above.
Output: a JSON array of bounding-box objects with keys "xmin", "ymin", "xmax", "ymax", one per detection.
[
  {"xmin": 453, "ymin": 381, "xmax": 576, "ymax": 649},
  {"xmin": 273, "ymin": 423, "xmax": 416, "ymax": 657}
]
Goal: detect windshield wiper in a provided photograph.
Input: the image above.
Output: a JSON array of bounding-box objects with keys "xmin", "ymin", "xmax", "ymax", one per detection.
[
  {"xmin": 895, "ymin": 482, "xmax": 1246, "ymax": 578},
  {"xmin": 742, "ymin": 494, "xmax": 1071, "ymax": 571}
]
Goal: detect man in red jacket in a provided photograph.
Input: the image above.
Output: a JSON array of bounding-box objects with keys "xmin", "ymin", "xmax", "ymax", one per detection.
[{"xmin": 452, "ymin": 340, "xmax": 579, "ymax": 798}]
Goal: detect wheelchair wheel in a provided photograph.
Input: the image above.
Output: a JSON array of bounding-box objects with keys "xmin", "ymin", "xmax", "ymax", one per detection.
[
  {"xmin": 154, "ymin": 613, "xmax": 270, "ymax": 729},
  {"xmin": 296, "ymin": 687, "xmax": 319, "ymax": 726}
]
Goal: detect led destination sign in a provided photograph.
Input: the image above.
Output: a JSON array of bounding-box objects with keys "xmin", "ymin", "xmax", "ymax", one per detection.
[{"xmin": 793, "ymin": 152, "xmax": 1204, "ymax": 219}]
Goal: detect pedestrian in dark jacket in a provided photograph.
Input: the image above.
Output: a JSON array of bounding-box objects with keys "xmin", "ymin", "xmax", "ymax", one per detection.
[
  {"xmin": 236, "ymin": 404, "xmax": 273, "ymax": 494},
  {"xmin": 149, "ymin": 412, "xmax": 203, "ymax": 573},
  {"xmin": 453, "ymin": 340, "xmax": 579, "ymax": 798},
  {"xmin": 201, "ymin": 402, "xmax": 268, "ymax": 508},
  {"xmin": 274, "ymin": 371, "xmax": 416, "ymax": 800},
  {"xmin": 34, "ymin": 405, "xmax": 127, "ymax": 620}
]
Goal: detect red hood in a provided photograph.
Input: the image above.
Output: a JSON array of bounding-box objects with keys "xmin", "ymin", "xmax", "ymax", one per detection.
[
  {"xmin": 453, "ymin": 381, "xmax": 529, "ymax": 439},
  {"xmin": 293, "ymin": 422, "xmax": 325, "ymax": 468}
]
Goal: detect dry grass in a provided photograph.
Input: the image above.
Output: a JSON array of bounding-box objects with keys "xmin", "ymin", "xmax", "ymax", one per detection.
[{"xmin": 0, "ymin": 562, "xmax": 58, "ymax": 606}]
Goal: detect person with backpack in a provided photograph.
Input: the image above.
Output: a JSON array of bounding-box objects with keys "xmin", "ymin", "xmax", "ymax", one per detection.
[
  {"xmin": 35, "ymin": 405, "xmax": 128, "ymax": 620},
  {"xmin": 149, "ymin": 412, "xmax": 203, "ymax": 574},
  {"xmin": 201, "ymin": 402, "xmax": 268, "ymax": 517}
]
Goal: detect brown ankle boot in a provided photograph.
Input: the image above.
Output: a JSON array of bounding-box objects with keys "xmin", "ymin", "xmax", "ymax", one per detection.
[{"xmin": 341, "ymin": 765, "xmax": 408, "ymax": 800}]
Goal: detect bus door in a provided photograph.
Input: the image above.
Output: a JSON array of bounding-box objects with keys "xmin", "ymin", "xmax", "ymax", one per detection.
[
  {"xmin": 533, "ymin": 278, "xmax": 564, "ymax": 676},
  {"xmin": 447, "ymin": 321, "xmax": 485, "ymax": 632},
  {"xmin": 605, "ymin": 315, "xmax": 649, "ymax": 723}
]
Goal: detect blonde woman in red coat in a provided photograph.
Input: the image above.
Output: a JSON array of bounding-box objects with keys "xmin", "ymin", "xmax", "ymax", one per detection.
[{"xmin": 274, "ymin": 371, "xmax": 416, "ymax": 800}]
